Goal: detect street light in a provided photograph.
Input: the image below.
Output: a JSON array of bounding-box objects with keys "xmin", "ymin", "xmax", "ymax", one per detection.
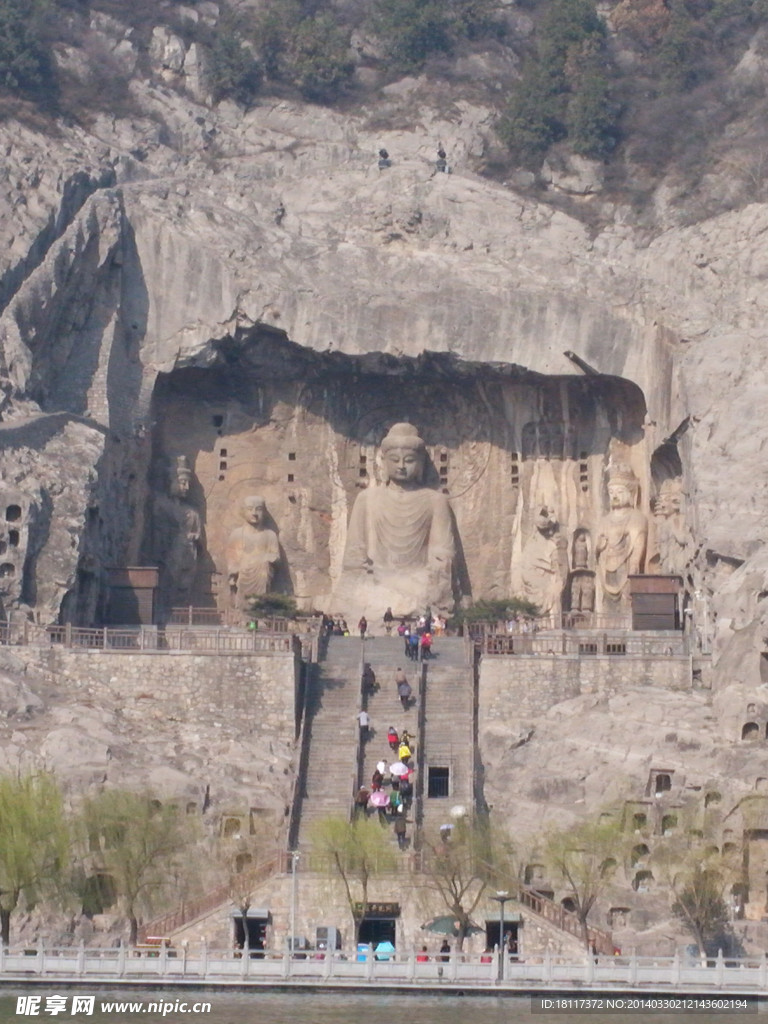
[
  {"xmin": 490, "ymin": 890, "xmax": 511, "ymax": 983},
  {"xmin": 289, "ymin": 851, "xmax": 299, "ymax": 955}
]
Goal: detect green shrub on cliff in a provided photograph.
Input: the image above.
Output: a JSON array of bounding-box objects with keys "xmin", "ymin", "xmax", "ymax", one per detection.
[{"xmin": 0, "ymin": 0, "xmax": 54, "ymax": 98}]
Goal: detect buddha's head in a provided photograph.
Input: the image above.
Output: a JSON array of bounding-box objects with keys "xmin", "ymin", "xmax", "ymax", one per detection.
[
  {"xmin": 380, "ymin": 423, "xmax": 427, "ymax": 486},
  {"xmin": 241, "ymin": 495, "xmax": 267, "ymax": 527},
  {"xmin": 170, "ymin": 456, "xmax": 192, "ymax": 499},
  {"xmin": 606, "ymin": 463, "xmax": 639, "ymax": 510}
]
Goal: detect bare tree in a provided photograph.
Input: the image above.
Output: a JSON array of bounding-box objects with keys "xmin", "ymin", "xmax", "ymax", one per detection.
[
  {"xmin": 544, "ymin": 812, "xmax": 625, "ymax": 948},
  {"xmin": 310, "ymin": 815, "xmax": 396, "ymax": 943}
]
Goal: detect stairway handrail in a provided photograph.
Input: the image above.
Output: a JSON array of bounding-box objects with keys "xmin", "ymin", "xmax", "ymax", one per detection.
[{"xmin": 137, "ymin": 851, "xmax": 287, "ymax": 942}]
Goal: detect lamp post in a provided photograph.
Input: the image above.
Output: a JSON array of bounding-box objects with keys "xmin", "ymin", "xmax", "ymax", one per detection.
[
  {"xmin": 289, "ymin": 851, "xmax": 299, "ymax": 954},
  {"xmin": 490, "ymin": 890, "xmax": 511, "ymax": 983}
]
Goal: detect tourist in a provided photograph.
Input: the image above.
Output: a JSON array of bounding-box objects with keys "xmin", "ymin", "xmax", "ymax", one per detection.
[
  {"xmin": 397, "ymin": 677, "xmax": 412, "ymax": 711},
  {"xmin": 362, "ymin": 663, "xmax": 376, "ymax": 694},
  {"xmin": 436, "ymin": 146, "xmax": 447, "ymax": 172},
  {"xmin": 399, "ymin": 777, "xmax": 413, "ymax": 806},
  {"xmin": 438, "ymin": 940, "xmax": 451, "ymax": 962},
  {"xmin": 371, "ymin": 767, "xmax": 383, "ymax": 791},
  {"xmin": 383, "ymin": 607, "xmax": 394, "ymax": 635},
  {"xmin": 387, "ymin": 725, "xmax": 399, "ymax": 751},
  {"xmin": 398, "ymin": 740, "xmax": 411, "ymax": 763},
  {"xmin": 416, "ymin": 946, "xmax": 429, "ymax": 962},
  {"xmin": 401, "ymin": 728, "xmax": 413, "ymax": 747},
  {"xmin": 480, "ymin": 947, "xmax": 493, "ymax": 964},
  {"xmin": 394, "ymin": 813, "xmax": 407, "ymax": 849},
  {"xmin": 358, "ymin": 616, "xmax": 367, "ymax": 638},
  {"xmin": 397, "ymin": 619, "xmax": 408, "ymax": 636},
  {"xmin": 378, "ymin": 148, "xmax": 391, "ymax": 169},
  {"xmin": 354, "ymin": 786, "xmax": 370, "ymax": 816},
  {"xmin": 420, "ymin": 632, "xmax": 432, "ymax": 659},
  {"xmin": 357, "ymin": 708, "xmax": 370, "ymax": 742},
  {"xmin": 408, "ymin": 632, "xmax": 419, "ymax": 661}
]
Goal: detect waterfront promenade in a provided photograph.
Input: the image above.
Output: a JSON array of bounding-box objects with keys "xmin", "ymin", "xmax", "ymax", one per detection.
[{"xmin": 0, "ymin": 946, "xmax": 766, "ymax": 996}]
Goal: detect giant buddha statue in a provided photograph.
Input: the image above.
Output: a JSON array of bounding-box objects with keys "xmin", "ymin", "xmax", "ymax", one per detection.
[
  {"xmin": 595, "ymin": 462, "xmax": 648, "ymax": 612},
  {"xmin": 337, "ymin": 423, "xmax": 456, "ymax": 618}
]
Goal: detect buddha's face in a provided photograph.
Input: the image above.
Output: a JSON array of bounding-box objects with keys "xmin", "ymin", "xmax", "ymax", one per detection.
[
  {"xmin": 242, "ymin": 499, "xmax": 265, "ymax": 526},
  {"xmin": 171, "ymin": 473, "xmax": 190, "ymax": 499},
  {"xmin": 608, "ymin": 482, "xmax": 633, "ymax": 509},
  {"xmin": 384, "ymin": 447, "xmax": 424, "ymax": 485}
]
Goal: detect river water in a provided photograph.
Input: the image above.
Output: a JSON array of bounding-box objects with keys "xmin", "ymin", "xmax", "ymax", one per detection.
[{"xmin": 0, "ymin": 990, "xmax": 762, "ymax": 1024}]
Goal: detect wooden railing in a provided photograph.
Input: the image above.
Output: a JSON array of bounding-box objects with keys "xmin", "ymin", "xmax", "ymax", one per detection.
[
  {"xmin": 516, "ymin": 886, "xmax": 613, "ymax": 955},
  {"xmin": 45, "ymin": 625, "xmax": 298, "ymax": 654},
  {"xmin": 481, "ymin": 631, "xmax": 688, "ymax": 657}
]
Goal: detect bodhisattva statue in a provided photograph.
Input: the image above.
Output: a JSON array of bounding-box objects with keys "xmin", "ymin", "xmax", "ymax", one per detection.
[
  {"xmin": 227, "ymin": 496, "xmax": 280, "ymax": 615},
  {"xmin": 595, "ymin": 463, "xmax": 648, "ymax": 611},
  {"xmin": 339, "ymin": 423, "xmax": 455, "ymax": 618},
  {"xmin": 156, "ymin": 456, "xmax": 202, "ymax": 609}
]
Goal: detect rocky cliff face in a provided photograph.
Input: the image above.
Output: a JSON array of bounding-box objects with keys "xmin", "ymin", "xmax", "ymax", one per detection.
[{"xmin": 3, "ymin": 8, "xmax": 768, "ymax": 950}]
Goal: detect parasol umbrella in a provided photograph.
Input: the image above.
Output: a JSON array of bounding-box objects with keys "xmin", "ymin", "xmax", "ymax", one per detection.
[
  {"xmin": 369, "ymin": 790, "xmax": 390, "ymax": 808},
  {"xmin": 390, "ymin": 762, "xmax": 409, "ymax": 777},
  {"xmin": 421, "ymin": 915, "xmax": 484, "ymax": 937}
]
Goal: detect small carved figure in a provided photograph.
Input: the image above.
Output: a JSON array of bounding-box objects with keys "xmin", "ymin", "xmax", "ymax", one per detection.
[
  {"xmin": 570, "ymin": 571, "xmax": 596, "ymax": 613},
  {"xmin": 226, "ymin": 496, "xmax": 280, "ymax": 614},
  {"xmin": 572, "ymin": 529, "xmax": 590, "ymax": 570},
  {"xmin": 339, "ymin": 423, "xmax": 455, "ymax": 618},
  {"xmin": 155, "ymin": 456, "xmax": 201, "ymax": 609},
  {"xmin": 595, "ymin": 463, "xmax": 648, "ymax": 609}
]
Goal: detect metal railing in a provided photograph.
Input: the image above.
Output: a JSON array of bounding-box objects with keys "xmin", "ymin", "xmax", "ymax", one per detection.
[
  {"xmin": 45, "ymin": 625, "xmax": 298, "ymax": 654},
  {"xmin": 137, "ymin": 853, "xmax": 288, "ymax": 942},
  {"xmin": 2, "ymin": 944, "xmax": 766, "ymax": 991}
]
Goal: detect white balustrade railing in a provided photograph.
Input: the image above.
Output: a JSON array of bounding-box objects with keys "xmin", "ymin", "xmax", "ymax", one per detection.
[{"xmin": 1, "ymin": 944, "xmax": 766, "ymax": 991}]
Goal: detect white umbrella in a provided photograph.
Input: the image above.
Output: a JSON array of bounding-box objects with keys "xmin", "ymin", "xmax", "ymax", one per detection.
[{"xmin": 390, "ymin": 762, "xmax": 409, "ymax": 777}]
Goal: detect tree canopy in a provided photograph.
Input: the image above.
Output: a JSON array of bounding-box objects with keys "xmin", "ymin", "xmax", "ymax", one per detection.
[
  {"xmin": 82, "ymin": 789, "xmax": 197, "ymax": 945},
  {"xmin": 0, "ymin": 772, "xmax": 69, "ymax": 946}
]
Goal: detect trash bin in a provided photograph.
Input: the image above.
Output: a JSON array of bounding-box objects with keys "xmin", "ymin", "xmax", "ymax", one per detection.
[{"xmin": 356, "ymin": 943, "xmax": 370, "ymax": 963}]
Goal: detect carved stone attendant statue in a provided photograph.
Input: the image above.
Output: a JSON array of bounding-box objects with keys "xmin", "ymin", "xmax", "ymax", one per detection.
[
  {"xmin": 339, "ymin": 423, "xmax": 455, "ymax": 617},
  {"xmin": 595, "ymin": 463, "xmax": 648, "ymax": 610},
  {"xmin": 227, "ymin": 496, "xmax": 280, "ymax": 614},
  {"xmin": 514, "ymin": 506, "xmax": 565, "ymax": 616},
  {"xmin": 155, "ymin": 456, "xmax": 201, "ymax": 610},
  {"xmin": 651, "ymin": 477, "xmax": 688, "ymax": 575}
]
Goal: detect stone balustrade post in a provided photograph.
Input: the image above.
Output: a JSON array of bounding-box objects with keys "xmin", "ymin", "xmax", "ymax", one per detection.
[
  {"xmin": 715, "ymin": 948, "xmax": 724, "ymax": 987},
  {"xmin": 77, "ymin": 940, "xmax": 85, "ymax": 976}
]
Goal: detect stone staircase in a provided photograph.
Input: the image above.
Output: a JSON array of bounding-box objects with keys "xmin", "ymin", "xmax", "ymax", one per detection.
[
  {"xmin": 356, "ymin": 634, "xmax": 474, "ymax": 844},
  {"xmin": 418, "ymin": 638, "xmax": 474, "ymax": 837},
  {"xmin": 295, "ymin": 636, "xmax": 363, "ymax": 848}
]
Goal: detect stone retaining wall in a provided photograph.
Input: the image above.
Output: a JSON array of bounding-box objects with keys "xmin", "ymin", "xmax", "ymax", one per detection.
[
  {"xmin": 26, "ymin": 646, "xmax": 299, "ymax": 732},
  {"xmin": 480, "ymin": 654, "xmax": 692, "ymax": 724}
]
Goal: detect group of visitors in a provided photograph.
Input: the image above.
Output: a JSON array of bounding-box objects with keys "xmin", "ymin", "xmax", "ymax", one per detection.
[
  {"xmin": 396, "ymin": 610, "xmax": 442, "ymax": 661},
  {"xmin": 354, "ymin": 700, "xmax": 417, "ymax": 850},
  {"xmin": 323, "ymin": 615, "xmax": 349, "ymax": 636},
  {"xmin": 506, "ymin": 615, "xmax": 540, "ymax": 634}
]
